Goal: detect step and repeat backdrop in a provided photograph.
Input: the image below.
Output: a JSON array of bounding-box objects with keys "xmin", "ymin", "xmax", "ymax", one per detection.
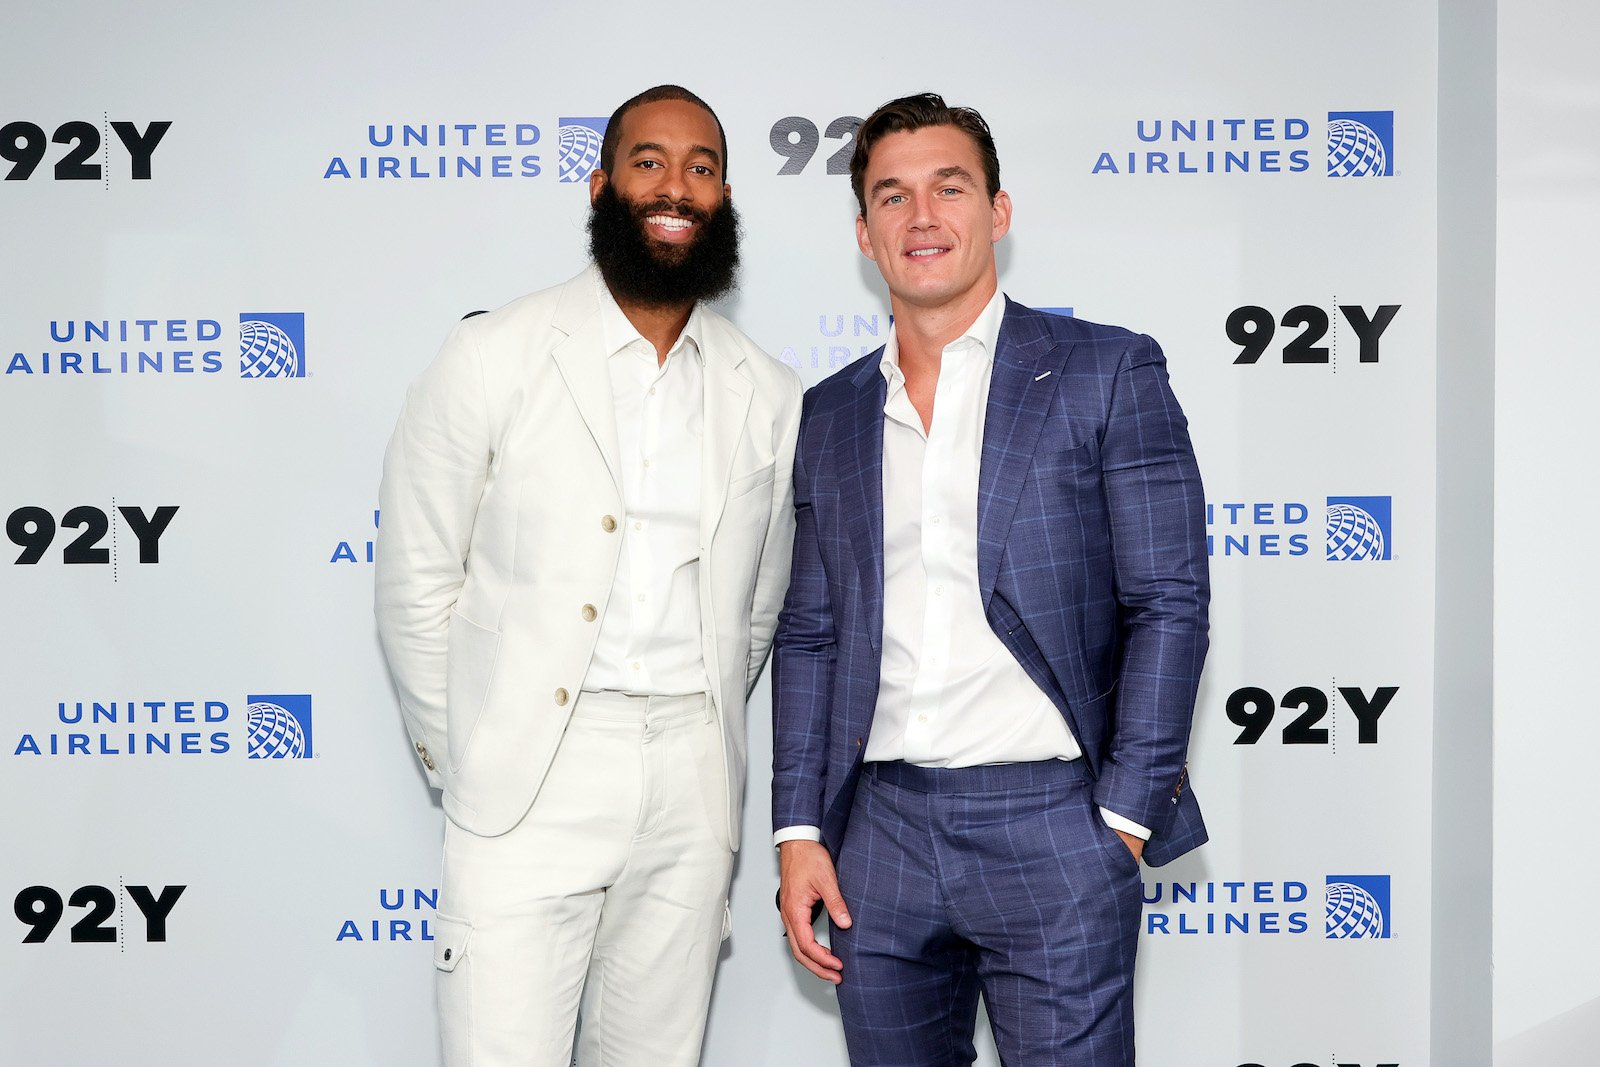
[{"xmin": 0, "ymin": 3, "xmax": 1436, "ymax": 1064}]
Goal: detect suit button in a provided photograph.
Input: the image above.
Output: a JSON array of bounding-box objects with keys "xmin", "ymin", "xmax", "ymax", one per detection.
[
  {"xmin": 555, "ymin": 688, "xmax": 570, "ymax": 706},
  {"xmin": 601, "ymin": 515, "xmax": 617, "ymax": 532},
  {"xmin": 581, "ymin": 604, "xmax": 597, "ymax": 622}
]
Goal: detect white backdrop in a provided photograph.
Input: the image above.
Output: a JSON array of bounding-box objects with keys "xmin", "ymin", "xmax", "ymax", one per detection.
[
  {"xmin": 1493, "ymin": 1, "xmax": 1600, "ymax": 1062},
  {"xmin": 0, "ymin": 4, "xmax": 1437, "ymax": 1064}
]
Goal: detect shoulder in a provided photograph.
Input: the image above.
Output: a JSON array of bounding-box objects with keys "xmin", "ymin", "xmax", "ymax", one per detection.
[
  {"xmin": 1002, "ymin": 298, "xmax": 1164, "ymax": 371},
  {"xmin": 455, "ymin": 267, "xmax": 594, "ymax": 350},
  {"xmin": 697, "ymin": 305, "xmax": 803, "ymax": 405},
  {"xmin": 806, "ymin": 346, "xmax": 882, "ymax": 412}
]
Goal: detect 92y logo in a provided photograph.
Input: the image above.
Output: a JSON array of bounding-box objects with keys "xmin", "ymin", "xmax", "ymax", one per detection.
[
  {"xmin": 770, "ymin": 116, "xmax": 862, "ymax": 175},
  {"xmin": 2, "ymin": 120, "xmax": 172, "ymax": 181},
  {"xmin": 1227, "ymin": 685, "xmax": 1398, "ymax": 745},
  {"xmin": 1229, "ymin": 304, "xmax": 1400, "ymax": 364},
  {"xmin": 7, "ymin": 505, "xmax": 178, "ymax": 564},
  {"xmin": 15, "ymin": 884, "xmax": 186, "ymax": 943}
]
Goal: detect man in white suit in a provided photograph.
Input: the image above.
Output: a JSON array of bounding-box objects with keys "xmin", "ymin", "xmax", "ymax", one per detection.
[{"xmin": 375, "ymin": 84, "xmax": 802, "ymax": 1066}]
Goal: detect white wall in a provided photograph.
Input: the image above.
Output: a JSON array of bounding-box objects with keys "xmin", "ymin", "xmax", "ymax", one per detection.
[{"xmin": 1494, "ymin": 2, "xmax": 1600, "ymax": 1060}]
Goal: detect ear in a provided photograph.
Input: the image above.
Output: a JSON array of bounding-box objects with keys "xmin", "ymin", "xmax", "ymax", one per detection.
[
  {"xmin": 990, "ymin": 190, "xmax": 1013, "ymax": 244},
  {"xmin": 856, "ymin": 213, "xmax": 876, "ymax": 261},
  {"xmin": 588, "ymin": 167, "xmax": 608, "ymax": 205},
  {"xmin": 722, "ymin": 182, "xmax": 732, "ymax": 202}
]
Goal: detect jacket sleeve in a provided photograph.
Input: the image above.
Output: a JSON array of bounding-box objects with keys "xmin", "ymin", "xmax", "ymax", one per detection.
[
  {"xmin": 746, "ymin": 368, "xmax": 804, "ymax": 696},
  {"xmin": 771, "ymin": 391, "xmax": 836, "ymax": 832},
  {"xmin": 1090, "ymin": 335, "xmax": 1210, "ymax": 836},
  {"xmin": 374, "ymin": 321, "xmax": 493, "ymax": 788}
]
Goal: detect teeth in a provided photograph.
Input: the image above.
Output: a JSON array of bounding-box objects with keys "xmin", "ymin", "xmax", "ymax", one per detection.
[
  {"xmin": 647, "ymin": 215, "xmax": 692, "ymax": 230},
  {"xmin": 908, "ymin": 248, "xmax": 945, "ymax": 256}
]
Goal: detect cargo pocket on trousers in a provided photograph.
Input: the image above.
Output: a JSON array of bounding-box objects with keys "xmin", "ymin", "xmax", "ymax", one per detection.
[{"xmin": 433, "ymin": 915, "xmax": 473, "ymax": 1063}]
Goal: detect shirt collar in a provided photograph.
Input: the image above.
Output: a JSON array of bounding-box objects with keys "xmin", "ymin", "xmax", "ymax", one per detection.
[
  {"xmin": 879, "ymin": 288, "xmax": 1006, "ymax": 385},
  {"xmin": 595, "ymin": 270, "xmax": 706, "ymax": 364}
]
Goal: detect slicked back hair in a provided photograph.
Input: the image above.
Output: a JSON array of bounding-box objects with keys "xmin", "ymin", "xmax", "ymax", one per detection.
[
  {"xmin": 849, "ymin": 93, "xmax": 1001, "ymax": 216},
  {"xmin": 599, "ymin": 85, "xmax": 729, "ymax": 180}
]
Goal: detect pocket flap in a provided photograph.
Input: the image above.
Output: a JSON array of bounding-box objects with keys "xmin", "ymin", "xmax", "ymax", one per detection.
[{"xmin": 433, "ymin": 915, "xmax": 472, "ymax": 972}]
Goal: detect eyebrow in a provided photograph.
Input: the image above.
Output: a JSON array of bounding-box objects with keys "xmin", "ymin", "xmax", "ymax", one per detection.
[
  {"xmin": 627, "ymin": 141, "xmax": 723, "ymax": 169},
  {"xmin": 869, "ymin": 165, "xmax": 978, "ymax": 200}
]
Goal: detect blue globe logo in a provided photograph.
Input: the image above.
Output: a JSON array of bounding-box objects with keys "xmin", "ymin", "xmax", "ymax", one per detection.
[
  {"xmin": 1326, "ymin": 503, "xmax": 1385, "ymax": 561},
  {"xmin": 1327, "ymin": 119, "xmax": 1388, "ymax": 177},
  {"xmin": 247, "ymin": 701, "xmax": 307, "ymax": 758},
  {"xmin": 559, "ymin": 123, "xmax": 604, "ymax": 183},
  {"xmin": 240, "ymin": 319, "xmax": 302, "ymax": 378},
  {"xmin": 1325, "ymin": 881, "xmax": 1386, "ymax": 938}
]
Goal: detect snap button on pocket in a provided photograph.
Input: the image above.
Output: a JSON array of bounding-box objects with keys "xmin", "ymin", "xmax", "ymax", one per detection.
[{"xmin": 433, "ymin": 916, "xmax": 472, "ymax": 973}]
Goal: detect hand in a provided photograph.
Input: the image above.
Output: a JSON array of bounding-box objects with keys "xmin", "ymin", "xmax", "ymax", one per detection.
[
  {"xmin": 1112, "ymin": 828, "xmax": 1145, "ymax": 864},
  {"xmin": 778, "ymin": 840, "xmax": 852, "ymax": 984}
]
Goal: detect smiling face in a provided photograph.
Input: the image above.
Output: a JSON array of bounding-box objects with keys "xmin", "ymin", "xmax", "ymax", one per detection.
[
  {"xmin": 586, "ymin": 96, "xmax": 740, "ymax": 307},
  {"xmin": 855, "ymin": 124, "xmax": 1012, "ymax": 316},
  {"xmin": 591, "ymin": 98, "xmax": 729, "ymax": 258}
]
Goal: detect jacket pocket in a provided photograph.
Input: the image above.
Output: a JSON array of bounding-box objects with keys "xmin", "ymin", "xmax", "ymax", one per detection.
[
  {"xmin": 446, "ymin": 610, "xmax": 501, "ymax": 773},
  {"xmin": 726, "ymin": 464, "xmax": 775, "ymax": 501}
]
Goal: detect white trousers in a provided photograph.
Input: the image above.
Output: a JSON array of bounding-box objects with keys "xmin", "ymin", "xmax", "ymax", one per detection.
[{"xmin": 434, "ymin": 691, "xmax": 734, "ymax": 1067}]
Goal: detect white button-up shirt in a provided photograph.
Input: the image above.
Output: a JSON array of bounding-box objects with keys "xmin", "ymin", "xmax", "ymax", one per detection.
[
  {"xmin": 868, "ymin": 291, "xmax": 1086, "ymax": 768},
  {"xmin": 774, "ymin": 290, "xmax": 1146, "ymax": 844},
  {"xmin": 582, "ymin": 280, "xmax": 708, "ymax": 697}
]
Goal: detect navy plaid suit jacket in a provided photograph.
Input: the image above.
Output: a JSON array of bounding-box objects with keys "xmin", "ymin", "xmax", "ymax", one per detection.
[{"xmin": 772, "ymin": 298, "xmax": 1210, "ymax": 867}]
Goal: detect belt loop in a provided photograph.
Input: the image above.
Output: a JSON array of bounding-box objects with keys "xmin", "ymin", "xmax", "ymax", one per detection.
[{"xmin": 703, "ymin": 692, "xmax": 714, "ymax": 724}]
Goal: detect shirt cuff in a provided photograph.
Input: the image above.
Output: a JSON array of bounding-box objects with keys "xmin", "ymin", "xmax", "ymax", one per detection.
[
  {"xmin": 774, "ymin": 825, "xmax": 822, "ymax": 847},
  {"xmin": 1099, "ymin": 807, "xmax": 1150, "ymax": 841}
]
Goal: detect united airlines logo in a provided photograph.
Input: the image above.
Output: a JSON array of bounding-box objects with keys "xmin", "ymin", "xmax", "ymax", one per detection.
[
  {"xmin": 1327, "ymin": 111, "xmax": 1394, "ymax": 177},
  {"xmin": 321, "ymin": 117, "xmax": 604, "ymax": 181},
  {"xmin": 12, "ymin": 694, "xmax": 315, "ymax": 760},
  {"xmin": 245, "ymin": 694, "xmax": 313, "ymax": 759},
  {"xmin": 239, "ymin": 313, "xmax": 305, "ymax": 379},
  {"xmin": 1090, "ymin": 109, "xmax": 1397, "ymax": 177},
  {"xmin": 1325, "ymin": 874, "xmax": 1391, "ymax": 938},
  {"xmin": 558, "ymin": 117, "xmax": 608, "ymax": 183},
  {"xmin": 1208, "ymin": 495, "xmax": 1394, "ymax": 561},
  {"xmin": 1141, "ymin": 871, "xmax": 1393, "ymax": 939},
  {"xmin": 5, "ymin": 313, "xmax": 307, "ymax": 379},
  {"xmin": 1326, "ymin": 496, "xmax": 1391, "ymax": 561}
]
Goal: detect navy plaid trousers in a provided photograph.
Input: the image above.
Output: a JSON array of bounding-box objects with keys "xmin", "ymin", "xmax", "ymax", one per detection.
[{"xmin": 831, "ymin": 759, "xmax": 1141, "ymax": 1067}]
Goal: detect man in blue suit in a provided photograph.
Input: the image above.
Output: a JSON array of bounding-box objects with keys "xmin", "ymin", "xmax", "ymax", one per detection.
[{"xmin": 772, "ymin": 94, "xmax": 1210, "ymax": 1065}]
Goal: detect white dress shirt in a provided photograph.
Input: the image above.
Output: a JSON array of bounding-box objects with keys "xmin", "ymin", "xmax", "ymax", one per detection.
[
  {"xmin": 583, "ymin": 280, "xmax": 709, "ymax": 697},
  {"xmin": 775, "ymin": 290, "xmax": 1147, "ymax": 845}
]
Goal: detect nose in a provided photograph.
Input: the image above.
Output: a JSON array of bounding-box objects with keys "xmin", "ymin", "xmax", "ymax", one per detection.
[
  {"xmin": 657, "ymin": 168, "xmax": 691, "ymax": 208},
  {"xmin": 908, "ymin": 190, "xmax": 939, "ymax": 230}
]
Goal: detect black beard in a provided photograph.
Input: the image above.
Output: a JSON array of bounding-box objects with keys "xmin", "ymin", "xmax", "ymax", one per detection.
[{"xmin": 587, "ymin": 182, "xmax": 740, "ymax": 308}]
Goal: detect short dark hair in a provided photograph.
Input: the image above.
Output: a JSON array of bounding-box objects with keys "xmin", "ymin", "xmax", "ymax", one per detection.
[
  {"xmin": 849, "ymin": 93, "xmax": 1000, "ymax": 216},
  {"xmin": 599, "ymin": 85, "xmax": 729, "ymax": 179}
]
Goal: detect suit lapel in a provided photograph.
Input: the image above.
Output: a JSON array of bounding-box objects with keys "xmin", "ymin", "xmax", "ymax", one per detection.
[
  {"xmin": 701, "ymin": 334, "xmax": 754, "ymax": 545},
  {"xmin": 977, "ymin": 304, "xmax": 1072, "ymax": 605},
  {"xmin": 549, "ymin": 272, "xmax": 623, "ymax": 494},
  {"xmin": 840, "ymin": 355, "xmax": 886, "ymax": 652}
]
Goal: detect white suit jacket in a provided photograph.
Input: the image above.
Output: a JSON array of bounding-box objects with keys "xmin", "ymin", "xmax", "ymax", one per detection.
[{"xmin": 376, "ymin": 266, "xmax": 802, "ymax": 849}]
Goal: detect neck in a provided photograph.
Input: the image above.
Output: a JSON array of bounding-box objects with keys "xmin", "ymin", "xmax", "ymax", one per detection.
[
  {"xmin": 613, "ymin": 295, "xmax": 694, "ymax": 365},
  {"xmin": 889, "ymin": 279, "xmax": 998, "ymax": 370}
]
